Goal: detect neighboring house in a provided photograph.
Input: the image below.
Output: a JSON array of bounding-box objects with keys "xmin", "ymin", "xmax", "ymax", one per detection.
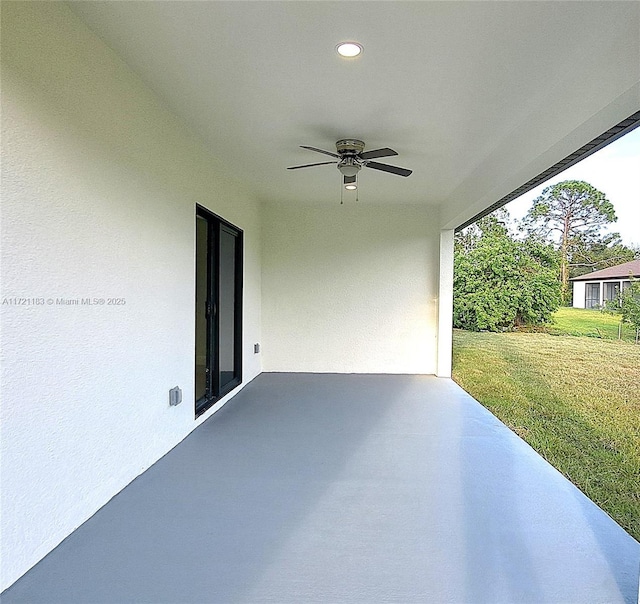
[
  {"xmin": 571, "ymin": 260, "xmax": 640, "ymax": 309},
  {"xmin": 2, "ymin": 1, "xmax": 640, "ymax": 594}
]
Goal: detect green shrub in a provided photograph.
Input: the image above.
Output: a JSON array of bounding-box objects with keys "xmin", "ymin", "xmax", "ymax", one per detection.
[{"xmin": 454, "ymin": 232, "xmax": 561, "ymax": 331}]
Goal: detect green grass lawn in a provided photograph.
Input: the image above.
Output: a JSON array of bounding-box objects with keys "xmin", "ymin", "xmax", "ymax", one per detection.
[
  {"xmin": 452, "ymin": 327, "xmax": 640, "ymax": 541},
  {"xmin": 546, "ymin": 306, "xmax": 638, "ymax": 342}
]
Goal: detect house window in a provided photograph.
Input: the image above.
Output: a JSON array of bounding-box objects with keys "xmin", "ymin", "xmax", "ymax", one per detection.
[
  {"xmin": 603, "ymin": 281, "xmax": 620, "ymax": 303},
  {"xmin": 195, "ymin": 206, "xmax": 243, "ymax": 417},
  {"xmin": 585, "ymin": 283, "xmax": 600, "ymax": 309}
]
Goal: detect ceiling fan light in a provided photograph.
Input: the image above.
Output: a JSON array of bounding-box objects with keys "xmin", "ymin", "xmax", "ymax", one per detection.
[
  {"xmin": 339, "ymin": 165, "xmax": 359, "ymax": 177},
  {"xmin": 345, "ymin": 184, "xmax": 357, "ymax": 190},
  {"xmin": 336, "ymin": 42, "xmax": 363, "ymax": 58},
  {"xmin": 337, "ymin": 157, "xmax": 361, "ymax": 177}
]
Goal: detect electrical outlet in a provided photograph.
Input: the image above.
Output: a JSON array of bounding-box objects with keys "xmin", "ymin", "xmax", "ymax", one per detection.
[{"xmin": 169, "ymin": 386, "xmax": 182, "ymax": 406}]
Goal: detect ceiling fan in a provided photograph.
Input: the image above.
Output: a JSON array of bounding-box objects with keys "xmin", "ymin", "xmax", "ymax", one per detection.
[{"xmin": 287, "ymin": 139, "xmax": 412, "ymax": 187}]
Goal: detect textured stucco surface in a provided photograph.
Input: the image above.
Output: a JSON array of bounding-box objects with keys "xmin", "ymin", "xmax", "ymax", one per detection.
[
  {"xmin": 437, "ymin": 229, "xmax": 455, "ymax": 377},
  {"xmin": 0, "ymin": 2, "xmax": 262, "ymax": 590},
  {"xmin": 573, "ymin": 281, "xmax": 587, "ymax": 309},
  {"xmin": 2, "ymin": 374, "xmax": 638, "ymax": 603},
  {"xmin": 262, "ymin": 203, "xmax": 439, "ymax": 374}
]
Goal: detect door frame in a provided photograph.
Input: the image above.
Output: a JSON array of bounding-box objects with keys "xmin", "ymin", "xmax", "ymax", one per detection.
[{"xmin": 195, "ymin": 204, "xmax": 243, "ymax": 417}]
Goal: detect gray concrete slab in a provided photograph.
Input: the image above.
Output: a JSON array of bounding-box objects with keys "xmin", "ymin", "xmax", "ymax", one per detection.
[{"xmin": 2, "ymin": 374, "xmax": 639, "ymax": 603}]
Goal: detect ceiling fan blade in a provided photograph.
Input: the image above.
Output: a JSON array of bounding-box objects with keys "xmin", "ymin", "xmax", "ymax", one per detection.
[
  {"xmin": 365, "ymin": 161, "xmax": 412, "ymax": 177},
  {"xmin": 287, "ymin": 161, "xmax": 337, "ymax": 170},
  {"xmin": 344, "ymin": 175, "xmax": 357, "ymax": 185},
  {"xmin": 300, "ymin": 145, "xmax": 340, "ymax": 158},
  {"xmin": 359, "ymin": 147, "xmax": 398, "ymax": 160}
]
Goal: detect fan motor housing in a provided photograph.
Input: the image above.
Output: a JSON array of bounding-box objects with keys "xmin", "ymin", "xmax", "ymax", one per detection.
[{"xmin": 336, "ymin": 139, "xmax": 365, "ymax": 155}]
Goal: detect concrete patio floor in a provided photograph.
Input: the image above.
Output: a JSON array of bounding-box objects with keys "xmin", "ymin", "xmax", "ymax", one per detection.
[{"xmin": 3, "ymin": 373, "xmax": 639, "ymax": 603}]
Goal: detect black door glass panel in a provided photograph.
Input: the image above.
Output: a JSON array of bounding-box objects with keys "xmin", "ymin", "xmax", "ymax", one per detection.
[{"xmin": 219, "ymin": 227, "xmax": 237, "ymax": 389}]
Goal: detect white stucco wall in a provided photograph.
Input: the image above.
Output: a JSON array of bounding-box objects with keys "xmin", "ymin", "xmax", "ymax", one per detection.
[
  {"xmin": 261, "ymin": 204, "xmax": 439, "ymax": 374},
  {"xmin": 1, "ymin": 3, "xmax": 262, "ymax": 590},
  {"xmin": 572, "ymin": 281, "xmax": 587, "ymax": 309},
  {"xmin": 436, "ymin": 230, "xmax": 455, "ymax": 378}
]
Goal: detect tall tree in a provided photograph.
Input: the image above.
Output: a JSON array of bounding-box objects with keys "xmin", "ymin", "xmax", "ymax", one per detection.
[{"xmin": 523, "ymin": 180, "xmax": 616, "ymax": 303}]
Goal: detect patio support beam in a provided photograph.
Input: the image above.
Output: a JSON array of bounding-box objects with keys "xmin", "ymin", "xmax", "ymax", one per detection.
[{"xmin": 437, "ymin": 229, "xmax": 454, "ymax": 378}]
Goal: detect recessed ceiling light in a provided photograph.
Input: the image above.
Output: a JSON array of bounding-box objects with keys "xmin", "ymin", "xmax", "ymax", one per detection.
[
  {"xmin": 336, "ymin": 42, "xmax": 363, "ymax": 58},
  {"xmin": 345, "ymin": 184, "xmax": 357, "ymax": 190}
]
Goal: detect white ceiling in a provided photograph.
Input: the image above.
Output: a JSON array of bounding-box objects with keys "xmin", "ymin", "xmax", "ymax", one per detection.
[{"xmin": 69, "ymin": 1, "xmax": 639, "ymax": 223}]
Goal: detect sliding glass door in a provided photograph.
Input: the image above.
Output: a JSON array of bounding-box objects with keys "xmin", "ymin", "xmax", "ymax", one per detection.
[{"xmin": 195, "ymin": 206, "xmax": 243, "ymax": 417}]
